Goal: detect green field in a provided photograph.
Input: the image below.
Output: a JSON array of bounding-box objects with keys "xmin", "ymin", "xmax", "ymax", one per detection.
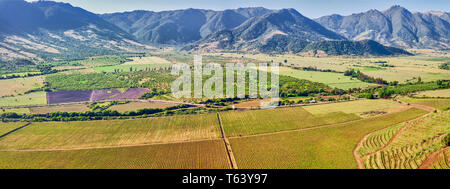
[
  {"xmin": 220, "ymin": 106, "xmax": 360, "ymax": 137},
  {"xmin": 229, "ymin": 108, "xmax": 427, "ymax": 169},
  {"xmin": 0, "ymin": 76, "xmax": 44, "ymax": 97},
  {"xmin": 279, "ymin": 67, "xmax": 374, "ymax": 89},
  {"xmin": 0, "ymin": 92, "xmax": 47, "ymax": 107},
  {"xmin": 0, "ymin": 114, "xmax": 221, "ymax": 150},
  {"xmin": 0, "ymin": 140, "xmax": 230, "ymax": 169},
  {"xmin": 414, "ymin": 89, "xmax": 450, "ymax": 98}
]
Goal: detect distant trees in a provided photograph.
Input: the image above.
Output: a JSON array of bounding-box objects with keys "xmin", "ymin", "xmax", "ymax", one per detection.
[{"xmin": 344, "ymin": 69, "xmax": 388, "ymax": 85}]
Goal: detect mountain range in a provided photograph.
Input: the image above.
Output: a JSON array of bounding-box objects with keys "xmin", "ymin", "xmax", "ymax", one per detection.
[
  {"xmin": 315, "ymin": 5, "xmax": 450, "ymax": 49},
  {"xmin": 0, "ymin": 0, "xmax": 448, "ymax": 62}
]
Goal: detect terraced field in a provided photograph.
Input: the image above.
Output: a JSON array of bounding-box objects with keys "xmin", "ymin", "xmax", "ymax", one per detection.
[
  {"xmin": 0, "ymin": 114, "xmax": 221, "ymax": 150},
  {"xmin": 220, "ymin": 106, "xmax": 360, "ymax": 137},
  {"xmin": 0, "ymin": 140, "xmax": 230, "ymax": 169},
  {"xmin": 229, "ymin": 108, "xmax": 427, "ymax": 169},
  {"xmin": 359, "ymin": 111, "xmax": 450, "ymax": 169},
  {"xmin": 431, "ymin": 148, "xmax": 450, "ymax": 169}
]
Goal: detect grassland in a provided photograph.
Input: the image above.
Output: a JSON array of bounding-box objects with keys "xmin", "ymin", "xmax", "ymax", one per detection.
[
  {"xmin": 414, "ymin": 89, "xmax": 450, "ymax": 98},
  {"xmin": 0, "ymin": 92, "xmax": 47, "ymax": 107},
  {"xmin": 209, "ymin": 53, "xmax": 450, "ymax": 83},
  {"xmin": 0, "ymin": 140, "xmax": 230, "ymax": 169},
  {"xmin": 0, "ymin": 76, "xmax": 43, "ymax": 97},
  {"xmin": 93, "ymin": 64, "xmax": 170, "ymax": 73},
  {"xmin": 29, "ymin": 104, "xmax": 90, "ymax": 114},
  {"xmin": 0, "ymin": 122, "xmax": 27, "ymax": 136},
  {"xmin": 279, "ymin": 67, "xmax": 373, "ymax": 89},
  {"xmin": 361, "ymin": 111, "xmax": 450, "ymax": 169},
  {"xmin": 229, "ymin": 108, "xmax": 427, "ymax": 169},
  {"xmin": 302, "ymin": 99, "xmax": 404, "ymax": 115},
  {"xmin": 0, "ymin": 108, "xmax": 30, "ymax": 114},
  {"xmin": 220, "ymin": 106, "xmax": 360, "ymax": 137},
  {"xmin": 108, "ymin": 101, "xmax": 176, "ymax": 112},
  {"xmin": 0, "ymin": 114, "xmax": 221, "ymax": 150},
  {"xmin": 400, "ymin": 98, "xmax": 450, "ymax": 111}
]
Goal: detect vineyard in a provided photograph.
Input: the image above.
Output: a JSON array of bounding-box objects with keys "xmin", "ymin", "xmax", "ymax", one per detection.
[
  {"xmin": 359, "ymin": 111, "xmax": 450, "ymax": 169},
  {"xmin": 220, "ymin": 106, "xmax": 360, "ymax": 137},
  {"xmin": 0, "ymin": 113, "xmax": 221, "ymax": 150},
  {"xmin": 0, "ymin": 140, "xmax": 230, "ymax": 169},
  {"xmin": 229, "ymin": 108, "xmax": 427, "ymax": 169}
]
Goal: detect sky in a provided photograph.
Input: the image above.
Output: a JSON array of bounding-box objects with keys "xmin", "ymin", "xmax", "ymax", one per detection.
[{"xmin": 25, "ymin": 0, "xmax": 450, "ymax": 18}]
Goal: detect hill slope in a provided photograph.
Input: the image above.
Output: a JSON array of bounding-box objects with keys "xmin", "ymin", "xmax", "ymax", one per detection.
[
  {"xmin": 101, "ymin": 7, "xmax": 272, "ymax": 45},
  {"xmin": 184, "ymin": 9, "xmax": 346, "ymax": 52},
  {"xmin": 0, "ymin": 0, "xmax": 150, "ymax": 62}
]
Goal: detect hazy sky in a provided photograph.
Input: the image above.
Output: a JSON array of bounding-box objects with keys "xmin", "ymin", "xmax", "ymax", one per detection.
[{"xmin": 26, "ymin": 0, "xmax": 450, "ymax": 18}]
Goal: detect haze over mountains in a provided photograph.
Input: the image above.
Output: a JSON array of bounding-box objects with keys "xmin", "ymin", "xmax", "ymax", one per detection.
[{"xmin": 0, "ymin": 0, "xmax": 448, "ymax": 62}]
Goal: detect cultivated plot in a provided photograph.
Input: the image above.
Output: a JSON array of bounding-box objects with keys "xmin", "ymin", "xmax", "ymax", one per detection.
[
  {"xmin": 0, "ymin": 140, "xmax": 230, "ymax": 169},
  {"xmin": 0, "ymin": 113, "xmax": 221, "ymax": 150},
  {"xmin": 220, "ymin": 106, "xmax": 360, "ymax": 137},
  {"xmin": 229, "ymin": 108, "xmax": 427, "ymax": 169}
]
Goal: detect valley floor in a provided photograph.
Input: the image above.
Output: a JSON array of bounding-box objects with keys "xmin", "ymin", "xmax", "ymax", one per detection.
[{"xmin": 0, "ymin": 98, "xmax": 447, "ymax": 169}]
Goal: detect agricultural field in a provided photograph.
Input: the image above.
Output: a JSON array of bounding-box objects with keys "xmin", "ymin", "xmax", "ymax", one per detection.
[
  {"xmin": 302, "ymin": 99, "xmax": 405, "ymax": 115},
  {"xmin": 0, "ymin": 113, "xmax": 221, "ymax": 150},
  {"xmin": 414, "ymin": 89, "xmax": 450, "ymax": 98},
  {"xmin": 108, "ymin": 101, "xmax": 177, "ymax": 112},
  {"xmin": 229, "ymin": 108, "xmax": 427, "ymax": 169},
  {"xmin": 0, "ymin": 122, "xmax": 27, "ymax": 136},
  {"xmin": 122, "ymin": 56, "xmax": 171, "ymax": 65},
  {"xmin": 278, "ymin": 67, "xmax": 374, "ymax": 89},
  {"xmin": 29, "ymin": 104, "xmax": 90, "ymax": 114},
  {"xmin": 209, "ymin": 53, "xmax": 450, "ymax": 83},
  {"xmin": 0, "ymin": 76, "xmax": 44, "ymax": 97},
  {"xmin": 0, "ymin": 92, "xmax": 47, "ymax": 107},
  {"xmin": 360, "ymin": 111, "xmax": 450, "ymax": 169},
  {"xmin": 45, "ymin": 71, "xmax": 175, "ymax": 91},
  {"xmin": 431, "ymin": 148, "xmax": 450, "ymax": 169},
  {"xmin": 220, "ymin": 106, "xmax": 360, "ymax": 137},
  {"xmin": 400, "ymin": 98, "xmax": 450, "ymax": 111},
  {"xmin": 0, "ymin": 108, "xmax": 31, "ymax": 114},
  {"xmin": 93, "ymin": 63, "xmax": 170, "ymax": 73},
  {"xmin": 0, "ymin": 140, "xmax": 230, "ymax": 169}
]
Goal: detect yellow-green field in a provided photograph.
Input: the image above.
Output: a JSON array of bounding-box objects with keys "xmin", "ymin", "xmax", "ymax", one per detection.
[
  {"xmin": 400, "ymin": 98, "xmax": 450, "ymax": 111},
  {"xmin": 279, "ymin": 67, "xmax": 374, "ymax": 89},
  {"xmin": 0, "ymin": 114, "xmax": 221, "ymax": 150},
  {"xmin": 0, "ymin": 140, "xmax": 230, "ymax": 169},
  {"xmin": 0, "ymin": 122, "xmax": 26, "ymax": 136},
  {"xmin": 0, "ymin": 76, "xmax": 43, "ymax": 97},
  {"xmin": 302, "ymin": 99, "xmax": 405, "ymax": 115},
  {"xmin": 0, "ymin": 92, "xmax": 47, "ymax": 107},
  {"xmin": 414, "ymin": 89, "xmax": 450, "ymax": 98},
  {"xmin": 108, "ymin": 101, "xmax": 176, "ymax": 112},
  {"xmin": 29, "ymin": 104, "xmax": 90, "ymax": 114},
  {"xmin": 208, "ymin": 53, "xmax": 450, "ymax": 83},
  {"xmin": 0, "ymin": 108, "xmax": 30, "ymax": 114},
  {"xmin": 220, "ymin": 106, "xmax": 360, "ymax": 137},
  {"xmin": 229, "ymin": 108, "xmax": 427, "ymax": 169}
]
